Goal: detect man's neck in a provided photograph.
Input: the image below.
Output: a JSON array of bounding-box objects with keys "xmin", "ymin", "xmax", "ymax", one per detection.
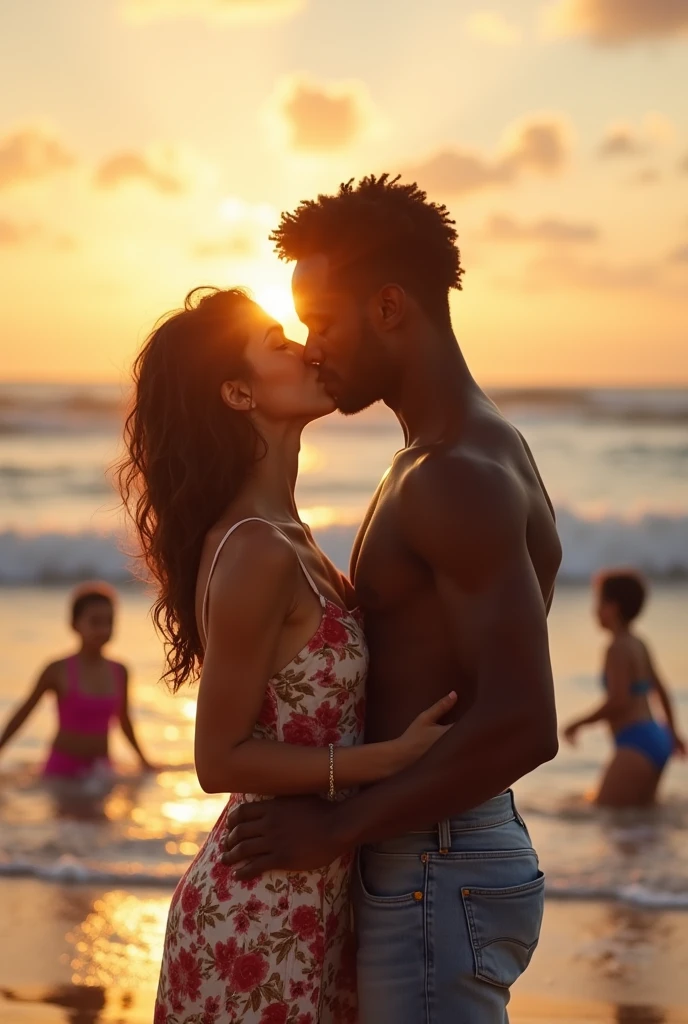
[{"xmin": 385, "ymin": 327, "xmax": 478, "ymax": 448}]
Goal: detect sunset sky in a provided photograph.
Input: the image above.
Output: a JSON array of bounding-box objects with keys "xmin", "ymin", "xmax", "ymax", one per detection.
[{"xmin": 1, "ymin": 0, "xmax": 686, "ymax": 385}]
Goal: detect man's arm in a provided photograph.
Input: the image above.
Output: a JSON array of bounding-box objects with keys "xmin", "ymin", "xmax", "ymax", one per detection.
[
  {"xmin": 330, "ymin": 453, "xmax": 559, "ymax": 847},
  {"xmin": 222, "ymin": 454, "xmax": 559, "ymax": 875}
]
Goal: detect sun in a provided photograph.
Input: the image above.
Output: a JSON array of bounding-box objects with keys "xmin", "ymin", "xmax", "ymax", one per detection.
[
  {"xmin": 253, "ymin": 281, "xmax": 295, "ymax": 323},
  {"xmin": 252, "ymin": 278, "xmax": 306, "ymax": 342}
]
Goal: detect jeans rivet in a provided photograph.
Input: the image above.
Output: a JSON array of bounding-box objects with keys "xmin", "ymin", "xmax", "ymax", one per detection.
[
  {"xmin": 413, "ymin": 891, "xmax": 423, "ymax": 901},
  {"xmin": 420, "ymin": 853, "xmax": 428, "ymax": 863},
  {"xmin": 462, "ymin": 888, "xmax": 470, "ymax": 896}
]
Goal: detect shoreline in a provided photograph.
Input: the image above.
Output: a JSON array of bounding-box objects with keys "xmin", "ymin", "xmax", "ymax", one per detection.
[{"xmin": 1, "ymin": 880, "xmax": 687, "ymax": 1024}]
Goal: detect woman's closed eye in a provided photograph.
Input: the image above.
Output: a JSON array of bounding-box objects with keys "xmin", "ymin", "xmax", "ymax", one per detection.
[{"xmin": 265, "ymin": 326, "xmax": 290, "ymax": 351}]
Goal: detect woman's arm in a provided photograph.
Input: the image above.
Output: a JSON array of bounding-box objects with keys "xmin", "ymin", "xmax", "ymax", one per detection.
[
  {"xmin": 195, "ymin": 525, "xmax": 454, "ymax": 795},
  {"xmin": 647, "ymin": 650, "xmax": 686, "ymax": 756},
  {"xmin": 563, "ymin": 645, "xmax": 633, "ymax": 743},
  {"xmin": 0, "ymin": 664, "xmax": 56, "ymax": 754},
  {"xmin": 118, "ymin": 668, "xmax": 155, "ymax": 769}
]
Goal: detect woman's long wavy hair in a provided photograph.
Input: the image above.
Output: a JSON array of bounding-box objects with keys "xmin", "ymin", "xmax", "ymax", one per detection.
[{"xmin": 117, "ymin": 287, "xmax": 265, "ymax": 691}]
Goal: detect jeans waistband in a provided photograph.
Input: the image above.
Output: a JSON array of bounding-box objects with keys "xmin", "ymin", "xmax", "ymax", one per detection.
[{"xmin": 408, "ymin": 791, "xmax": 520, "ymax": 849}]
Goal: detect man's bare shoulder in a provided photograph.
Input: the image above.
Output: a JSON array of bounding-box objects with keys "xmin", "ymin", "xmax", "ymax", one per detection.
[
  {"xmin": 397, "ymin": 442, "xmax": 528, "ymax": 584},
  {"xmin": 400, "ymin": 440, "xmax": 526, "ymax": 528}
]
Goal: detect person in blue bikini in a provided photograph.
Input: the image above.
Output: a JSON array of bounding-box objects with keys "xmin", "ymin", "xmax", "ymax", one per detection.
[{"xmin": 564, "ymin": 569, "xmax": 685, "ymax": 807}]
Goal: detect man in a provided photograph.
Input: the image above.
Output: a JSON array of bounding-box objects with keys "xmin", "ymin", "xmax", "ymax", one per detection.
[{"xmin": 223, "ymin": 175, "xmax": 561, "ymax": 1022}]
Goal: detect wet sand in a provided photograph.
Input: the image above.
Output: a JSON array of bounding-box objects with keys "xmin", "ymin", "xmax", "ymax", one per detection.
[{"xmin": 1, "ymin": 879, "xmax": 687, "ymax": 1023}]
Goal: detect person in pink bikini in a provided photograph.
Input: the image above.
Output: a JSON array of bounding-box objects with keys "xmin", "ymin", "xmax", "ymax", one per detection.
[{"xmin": 0, "ymin": 583, "xmax": 153, "ymax": 779}]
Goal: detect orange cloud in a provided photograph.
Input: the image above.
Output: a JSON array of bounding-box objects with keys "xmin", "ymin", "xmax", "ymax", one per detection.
[
  {"xmin": 522, "ymin": 252, "xmax": 658, "ymax": 290},
  {"xmin": 598, "ymin": 125, "xmax": 646, "ymax": 158},
  {"xmin": 544, "ymin": 0, "xmax": 688, "ymax": 43},
  {"xmin": 0, "ymin": 218, "xmax": 40, "ymax": 247},
  {"xmin": 270, "ymin": 76, "xmax": 373, "ymax": 152},
  {"xmin": 94, "ymin": 151, "xmax": 188, "ymax": 194},
  {"xmin": 194, "ymin": 234, "xmax": 258, "ymax": 258},
  {"xmin": 0, "ymin": 218, "xmax": 76, "ymax": 250},
  {"xmin": 669, "ymin": 244, "xmax": 688, "ymax": 264},
  {"xmin": 630, "ymin": 167, "xmax": 661, "ymax": 185},
  {"xmin": 0, "ymin": 128, "xmax": 75, "ymax": 189},
  {"xmin": 403, "ymin": 115, "xmax": 570, "ymax": 196},
  {"xmin": 506, "ymin": 116, "xmax": 569, "ymax": 173},
  {"xmin": 598, "ymin": 114, "xmax": 676, "ymax": 158},
  {"xmin": 194, "ymin": 196, "xmax": 275, "ymax": 259},
  {"xmin": 122, "ymin": 0, "xmax": 305, "ymax": 22},
  {"xmin": 484, "ymin": 212, "xmax": 599, "ymax": 244},
  {"xmin": 466, "ymin": 11, "xmax": 522, "ymax": 45}
]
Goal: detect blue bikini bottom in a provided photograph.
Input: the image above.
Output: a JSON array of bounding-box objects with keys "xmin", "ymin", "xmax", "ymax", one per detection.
[{"xmin": 614, "ymin": 720, "xmax": 674, "ymax": 771}]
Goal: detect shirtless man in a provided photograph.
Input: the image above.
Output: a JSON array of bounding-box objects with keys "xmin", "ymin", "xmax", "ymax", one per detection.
[{"xmin": 223, "ymin": 175, "xmax": 561, "ymax": 1022}]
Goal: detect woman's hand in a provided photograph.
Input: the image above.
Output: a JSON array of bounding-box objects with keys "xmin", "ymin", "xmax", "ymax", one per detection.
[{"xmin": 391, "ymin": 691, "xmax": 457, "ymax": 771}]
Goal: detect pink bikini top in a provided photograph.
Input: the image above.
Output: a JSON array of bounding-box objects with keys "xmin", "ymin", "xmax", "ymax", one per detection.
[{"xmin": 57, "ymin": 655, "xmax": 124, "ymax": 735}]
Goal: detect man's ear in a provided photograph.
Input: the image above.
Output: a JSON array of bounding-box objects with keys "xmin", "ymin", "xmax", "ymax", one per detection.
[
  {"xmin": 368, "ymin": 284, "xmax": 406, "ymax": 332},
  {"xmin": 220, "ymin": 379, "xmax": 255, "ymax": 412}
]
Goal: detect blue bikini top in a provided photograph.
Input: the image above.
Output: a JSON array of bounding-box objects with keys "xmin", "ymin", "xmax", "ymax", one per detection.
[{"xmin": 602, "ymin": 674, "xmax": 652, "ymax": 697}]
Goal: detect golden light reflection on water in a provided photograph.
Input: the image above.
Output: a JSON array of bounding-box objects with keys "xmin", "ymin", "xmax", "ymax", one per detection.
[
  {"xmin": 68, "ymin": 891, "xmax": 169, "ymax": 989},
  {"xmin": 299, "ymin": 505, "xmax": 339, "ymax": 529},
  {"xmin": 161, "ymin": 796, "xmax": 225, "ymax": 828},
  {"xmin": 299, "ymin": 441, "xmax": 325, "ymax": 475},
  {"xmin": 180, "ymin": 698, "xmax": 197, "ymax": 721}
]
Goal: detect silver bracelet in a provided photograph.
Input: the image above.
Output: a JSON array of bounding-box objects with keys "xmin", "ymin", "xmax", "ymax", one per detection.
[{"xmin": 328, "ymin": 743, "xmax": 336, "ymax": 800}]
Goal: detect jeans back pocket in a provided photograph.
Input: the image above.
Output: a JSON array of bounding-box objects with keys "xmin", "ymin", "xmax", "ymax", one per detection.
[{"xmin": 461, "ymin": 870, "xmax": 545, "ymax": 989}]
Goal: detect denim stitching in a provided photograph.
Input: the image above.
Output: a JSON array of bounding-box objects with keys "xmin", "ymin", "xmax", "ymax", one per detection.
[
  {"xmin": 409, "ymin": 813, "xmax": 515, "ymax": 836},
  {"xmin": 423, "ymin": 856, "xmax": 430, "ymax": 1024},
  {"xmin": 462, "ymin": 872, "xmax": 545, "ymax": 898},
  {"xmin": 356, "ymin": 847, "xmax": 426, "ymax": 905}
]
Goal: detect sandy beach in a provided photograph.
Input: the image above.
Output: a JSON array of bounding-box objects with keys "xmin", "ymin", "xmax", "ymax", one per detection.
[{"xmin": 1, "ymin": 878, "xmax": 687, "ymax": 1024}]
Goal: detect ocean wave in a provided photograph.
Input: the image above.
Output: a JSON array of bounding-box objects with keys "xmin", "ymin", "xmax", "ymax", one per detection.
[
  {"xmin": 1, "ymin": 384, "xmax": 687, "ymax": 435},
  {"xmin": 1, "ymin": 858, "xmax": 686, "ymax": 907},
  {"xmin": 0, "ymin": 856, "xmax": 182, "ymax": 888},
  {"xmin": 544, "ymin": 881, "xmax": 688, "ymax": 909},
  {"xmin": 0, "ymin": 384, "xmax": 123, "ymax": 436},
  {"xmin": 1, "ymin": 511, "xmax": 687, "ymax": 584},
  {"xmin": 0, "ymin": 530, "xmax": 132, "ymax": 584}
]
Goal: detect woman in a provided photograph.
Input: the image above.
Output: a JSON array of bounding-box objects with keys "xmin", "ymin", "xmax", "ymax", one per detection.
[
  {"xmin": 118, "ymin": 287, "xmax": 456, "ymax": 1023},
  {"xmin": 563, "ymin": 569, "xmax": 685, "ymax": 807},
  {"xmin": 0, "ymin": 582, "xmax": 152, "ymax": 784}
]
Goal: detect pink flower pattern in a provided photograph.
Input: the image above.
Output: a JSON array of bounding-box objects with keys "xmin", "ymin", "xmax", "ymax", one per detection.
[{"xmin": 155, "ymin": 599, "xmax": 367, "ymax": 1023}]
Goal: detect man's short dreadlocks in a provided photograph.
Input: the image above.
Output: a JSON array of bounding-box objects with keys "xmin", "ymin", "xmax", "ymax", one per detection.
[{"xmin": 271, "ymin": 174, "xmax": 464, "ymax": 327}]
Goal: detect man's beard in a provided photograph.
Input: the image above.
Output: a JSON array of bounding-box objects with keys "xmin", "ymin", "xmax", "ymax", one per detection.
[{"xmin": 333, "ymin": 329, "xmax": 390, "ymax": 415}]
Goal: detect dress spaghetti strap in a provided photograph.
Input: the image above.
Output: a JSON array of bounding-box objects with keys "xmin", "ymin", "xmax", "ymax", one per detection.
[{"xmin": 201, "ymin": 518, "xmax": 326, "ymax": 643}]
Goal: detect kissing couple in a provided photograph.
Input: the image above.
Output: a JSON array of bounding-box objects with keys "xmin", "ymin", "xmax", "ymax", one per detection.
[{"xmin": 119, "ymin": 174, "xmax": 560, "ymax": 1024}]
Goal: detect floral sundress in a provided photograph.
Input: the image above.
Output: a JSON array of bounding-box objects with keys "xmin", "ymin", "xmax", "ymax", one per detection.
[{"xmin": 155, "ymin": 519, "xmax": 368, "ymax": 1024}]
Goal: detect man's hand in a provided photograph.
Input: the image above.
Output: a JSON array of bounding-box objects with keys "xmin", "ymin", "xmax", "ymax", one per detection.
[{"xmin": 221, "ymin": 797, "xmax": 345, "ymax": 880}]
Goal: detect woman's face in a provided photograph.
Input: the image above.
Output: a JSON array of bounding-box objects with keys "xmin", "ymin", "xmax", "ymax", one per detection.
[
  {"xmin": 596, "ymin": 596, "xmax": 616, "ymax": 630},
  {"xmin": 239, "ymin": 304, "xmax": 336, "ymax": 423},
  {"xmin": 74, "ymin": 599, "xmax": 114, "ymax": 650}
]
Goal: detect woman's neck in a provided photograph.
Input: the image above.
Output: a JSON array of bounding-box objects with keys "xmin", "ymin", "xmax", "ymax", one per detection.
[
  {"xmin": 78, "ymin": 645, "xmax": 106, "ymax": 663},
  {"xmin": 235, "ymin": 421, "xmax": 304, "ymax": 524}
]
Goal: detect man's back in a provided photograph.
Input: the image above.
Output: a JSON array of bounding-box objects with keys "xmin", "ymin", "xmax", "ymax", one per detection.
[{"xmin": 351, "ymin": 391, "xmax": 561, "ymax": 744}]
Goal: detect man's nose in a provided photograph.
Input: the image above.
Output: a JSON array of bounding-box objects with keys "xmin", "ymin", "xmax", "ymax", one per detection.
[{"xmin": 303, "ymin": 332, "xmax": 324, "ymax": 365}]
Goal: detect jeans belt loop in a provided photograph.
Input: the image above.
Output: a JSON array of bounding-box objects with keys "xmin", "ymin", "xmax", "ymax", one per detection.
[{"xmin": 437, "ymin": 819, "xmax": 451, "ymax": 854}]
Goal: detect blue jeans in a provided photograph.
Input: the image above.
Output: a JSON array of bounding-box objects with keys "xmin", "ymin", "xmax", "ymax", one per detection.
[{"xmin": 353, "ymin": 791, "xmax": 545, "ymax": 1024}]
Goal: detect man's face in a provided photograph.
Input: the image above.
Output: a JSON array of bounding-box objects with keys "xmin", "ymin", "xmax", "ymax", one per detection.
[{"xmin": 293, "ymin": 254, "xmax": 392, "ymax": 415}]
